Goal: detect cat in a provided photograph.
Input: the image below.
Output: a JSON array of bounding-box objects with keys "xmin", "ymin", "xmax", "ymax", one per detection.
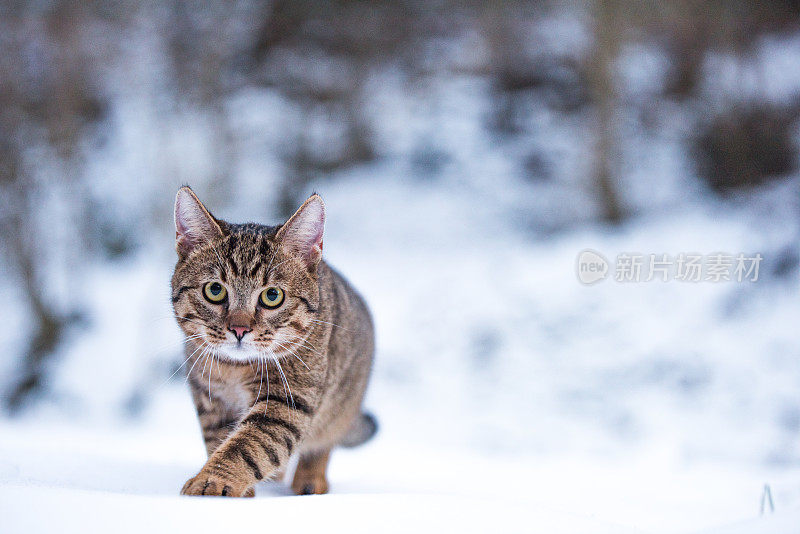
[{"xmin": 171, "ymin": 186, "xmax": 376, "ymax": 497}]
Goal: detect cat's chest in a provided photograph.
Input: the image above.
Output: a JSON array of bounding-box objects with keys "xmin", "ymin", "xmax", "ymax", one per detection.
[{"xmin": 210, "ymin": 374, "xmax": 253, "ymax": 416}]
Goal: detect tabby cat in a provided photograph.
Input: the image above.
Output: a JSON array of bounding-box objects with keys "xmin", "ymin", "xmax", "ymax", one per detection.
[{"xmin": 171, "ymin": 186, "xmax": 376, "ymax": 497}]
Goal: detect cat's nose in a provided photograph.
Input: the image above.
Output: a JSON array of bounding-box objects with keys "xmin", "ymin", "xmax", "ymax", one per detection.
[{"xmin": 228, "ymin": 324, "xmax": 252, "ymax": 341}]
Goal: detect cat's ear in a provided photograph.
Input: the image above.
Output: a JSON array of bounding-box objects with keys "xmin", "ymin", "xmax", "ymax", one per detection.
[
  {"xmin": 276, "ymin": 194, "xmax": 325, "ymax": 268},
  {"xmin": 174, "ymin": 186, "xmax": 224, "ymax": 258}
]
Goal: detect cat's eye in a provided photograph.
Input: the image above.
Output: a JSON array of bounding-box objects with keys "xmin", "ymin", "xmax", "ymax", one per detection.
[
  {"xmin": 260, "ymin": 286, "xmax": 284, "ymax": 309},
  {"xmin": 203, "ymin": 281, "xmax": 227, "ymax": 303}
]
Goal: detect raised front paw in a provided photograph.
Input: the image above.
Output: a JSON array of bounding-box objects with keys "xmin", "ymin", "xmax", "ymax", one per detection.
[{"xmin": 180, "ymin": 469, "xmax": 252, "ymax": 497}]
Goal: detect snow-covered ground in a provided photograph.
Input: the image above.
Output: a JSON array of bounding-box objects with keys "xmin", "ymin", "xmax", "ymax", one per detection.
[{"xmin": 1, "ymin": 409, "xmax": 799, "ymax": 533}]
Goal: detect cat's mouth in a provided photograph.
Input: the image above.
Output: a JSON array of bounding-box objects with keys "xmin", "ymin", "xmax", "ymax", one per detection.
[
  {"xmin": 215, "ymin": 341, "xmax": 263, "ymax": 363},
  {"xmin": 204, "ymin": 334, "xmax": 287, "ymax": 364}
]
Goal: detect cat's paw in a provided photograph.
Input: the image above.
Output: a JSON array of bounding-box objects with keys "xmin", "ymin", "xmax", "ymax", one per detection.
[
  {"xmin": 180, "ymin": 470, "xmax": 251, "ymax": 497},
  {"xmin": 291, "ymin": 474, "xmax": 329, "ymax": 495}
]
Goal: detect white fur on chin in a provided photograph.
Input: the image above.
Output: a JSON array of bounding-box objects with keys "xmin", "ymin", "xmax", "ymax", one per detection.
[{"xmin": 216, "ymin": 343, "xmax": 263, "ymax": 363}]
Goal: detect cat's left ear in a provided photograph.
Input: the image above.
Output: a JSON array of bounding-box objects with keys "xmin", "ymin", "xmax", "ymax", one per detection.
[
  {"xmin": 174, "ymin": 186, "xmax": 224, "ymax": 258},
  {"xmin": 276, "ymin": 194, "xmax": 325, "ymax": 268}
]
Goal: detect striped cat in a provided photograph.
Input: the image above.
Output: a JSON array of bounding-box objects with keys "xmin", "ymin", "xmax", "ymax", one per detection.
[{"xmin": 171, "ymin": 186, "xmax": 376, "ymax": 497}]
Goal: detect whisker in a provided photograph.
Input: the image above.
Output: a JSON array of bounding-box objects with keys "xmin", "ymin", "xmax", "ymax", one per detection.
[
  {"xmin": 281, "ymin": 325, "xmax": 319, "ymax": 348},
  {"xmin": 174, "ymin": 315, "xmax": 208, "ymax": 328},
  {"xmin": 147, "ymin": 333, "xmax": 206, "ymax": 359},
  {"xmin": 278, "ymin": 329, "xmax": 317, "ymax": 346},
  {"xmin": 184, "ymin": 342, "xmax": 210, "ymax": 382},
  {"xmin": 272, "ymin": 339, "xmax": 310, "ymax": 370},
  {"xmin": 251, "ymin": 356, "xmax": 264, "ymax": 411},
  {"xmin": 165, "ymin": 338, "xmax": 208, "ymax": 382},
  {"xmin": 208, "ymin": 347, "xmax": 216, "ymax": 402},
  {"xmin": 276, "ymin": 334, "xmax": 323, "ymax": 357},
  {"xmin": 263, "ymin": 355, "xmax": 270, "ymax": 415},
  {"xmin": 200, "ymin": 345, "xmax": 213, "ymax": 380},
  {"xmin": 272, "ymin": 353, "xmax": 295, "ymax": 412},
  {"xmin": 281, "ymin": 340, "xmax": 319, "ymax": 354}
]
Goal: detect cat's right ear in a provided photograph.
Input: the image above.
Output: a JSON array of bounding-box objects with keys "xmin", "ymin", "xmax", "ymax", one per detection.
[{"xmin": 174, "ymin": 186, "xmax": 224, "ymax": 258}]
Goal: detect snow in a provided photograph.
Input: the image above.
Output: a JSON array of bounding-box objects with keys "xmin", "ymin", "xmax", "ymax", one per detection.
[
  {"xmin": 0, "ymin": 487, "xmax": 622, "ymax": 534},
  {"xmin": 1, "ymin": 415, "xmax": 799, "ymax": 533}
]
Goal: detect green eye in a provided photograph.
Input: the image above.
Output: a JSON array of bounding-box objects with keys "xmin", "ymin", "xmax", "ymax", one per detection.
[
  {"xmin": 260, "ymin": 286, "xmax": 284, "ymax": 308},
  {"xmin": 203, "ymin": 282, "xmax": 227, "ymax": 303}
]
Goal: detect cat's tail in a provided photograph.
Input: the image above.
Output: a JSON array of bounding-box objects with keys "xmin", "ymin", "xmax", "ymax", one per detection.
[{"xmin": 340, "ymin": 412, "xmax": 378, "ymax": 448}]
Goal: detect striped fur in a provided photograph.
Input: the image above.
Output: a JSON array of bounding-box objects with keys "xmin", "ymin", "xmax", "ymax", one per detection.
[{"xmin": 172, "ymin": 187, "xmax": 375, "ymax": 497}]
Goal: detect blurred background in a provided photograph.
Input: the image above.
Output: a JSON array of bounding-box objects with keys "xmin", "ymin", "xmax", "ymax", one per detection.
[{"xmin": 1, "ymin": 0, "xmax": 800, "ymax": 530}]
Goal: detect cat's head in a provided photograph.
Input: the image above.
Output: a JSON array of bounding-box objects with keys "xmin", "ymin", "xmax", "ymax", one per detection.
[{"xmin": 171, "ymin": 186, "xmax": 324, "ymax": 363}]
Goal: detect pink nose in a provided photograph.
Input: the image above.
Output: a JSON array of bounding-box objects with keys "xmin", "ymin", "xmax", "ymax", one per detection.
[{"xmin": 228, "ymin": 325, "xmax": 251, "ymax": 341}]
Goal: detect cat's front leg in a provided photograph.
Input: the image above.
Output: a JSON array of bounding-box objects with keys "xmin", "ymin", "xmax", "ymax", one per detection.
[
  {"xmin": 188, "ymin": 378, "xmax": 241, "ymax": 457},
  {"xmin": 181, "ymin": 394, "xmax": 317, "ymax": 497}
]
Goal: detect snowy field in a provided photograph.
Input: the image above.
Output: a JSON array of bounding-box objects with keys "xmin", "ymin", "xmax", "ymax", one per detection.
[{"xmin": 1, "ymin": 414, "xmax": 799, "ymax": 533}]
